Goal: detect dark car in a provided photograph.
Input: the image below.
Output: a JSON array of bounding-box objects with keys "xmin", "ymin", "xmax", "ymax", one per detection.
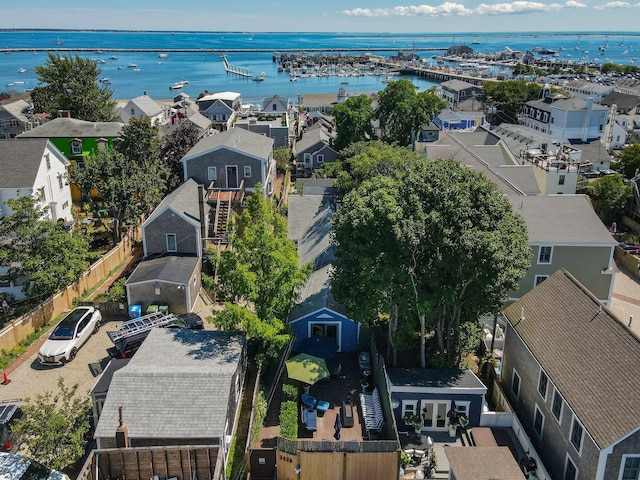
[{"xmin": 177, "ymin": 312, "xmax": 204, "ymax": 330}]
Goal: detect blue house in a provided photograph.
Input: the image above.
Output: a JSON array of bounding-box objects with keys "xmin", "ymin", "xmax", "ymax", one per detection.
[
  {"xmin": 434, "ymin": 111, "xmax": 486, "ymax": 130},
  {"xmin": 287, "ymin": 180, "xmax": 361, "ymax": 352},
  {"xmin": 388, "ymin": 368, "xmax": 487, "ymax": 434}
]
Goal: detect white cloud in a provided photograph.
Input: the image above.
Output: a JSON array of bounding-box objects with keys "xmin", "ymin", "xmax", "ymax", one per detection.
[
  {"xmin": 343, "ymin": 0, "xmax": 589, "ymax": 16},
  {"xmin": 593, "ymin": 0, "xmax": 630, "ymax": 7}
]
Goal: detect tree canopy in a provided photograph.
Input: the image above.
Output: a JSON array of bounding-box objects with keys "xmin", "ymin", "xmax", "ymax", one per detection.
[
  {"xmin": 72, "ymin": 119, "xmax": 169, "ymax": 241},
  {"xmin": 376, "ymin": 79, "xmax": 447, "ymax": 147},
  {"xmin": 0, "ymin": 195, "xmax": 90, "ymax": 302},
  {"xmin": 14, "ymin": 378, "xmax": 91, "ymax": 470},
  {"xmin": 161, "ymin": 121, "xmax": 201, "ymax": 192},
  {"xmin": 479, "ymin": 80, "xmax": 541, "ymax": 125},
  {"xmin": 30, "ymin": 53, "xmax": 117, "ymax": 122},
  {"xmin": 588, "ymin": 174, "xmax": 632, "ymax": 224},
  {"xmin": 617, "ymin": 144, "xmax": 640, "ymax": 179},
  {"xmin": 332, "ymin": 94, "xmax": 374, "ymax": 151},
  {"xmin": 332, "ymin": 154, "xmax": 530, "ymax": 368},
  {"xmin": 212, "ymin": 188, "xmax": 311, "ymax": 363}
]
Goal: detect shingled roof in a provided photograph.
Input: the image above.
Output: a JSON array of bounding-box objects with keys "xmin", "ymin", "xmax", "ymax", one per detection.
[
  {"xmin": 503, "ymin": 269, "xmax": 640, "ymax": 449},
  {"xmin": 182, "ymin": 127, "xmax": 273, "ymax": 162},
  {"xmin": 0, "ymin": 138, "xmax": 68, "ymax": 188},
  {"xmin": 19, "ymin": 117, "xmax": 123, "ymax": 138}
]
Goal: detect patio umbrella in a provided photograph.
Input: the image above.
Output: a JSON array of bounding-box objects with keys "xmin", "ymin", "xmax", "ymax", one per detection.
[
  {"xmin": 285, "ymin": 353, "xmax": 330, "ymax": 385},
  {"xmin": 334, "ymin": 411, "xmax": 342, "ymax": 440},
  {"xmin": 297, "ymin": 335, "xmax": 339, "ymax": 359}
]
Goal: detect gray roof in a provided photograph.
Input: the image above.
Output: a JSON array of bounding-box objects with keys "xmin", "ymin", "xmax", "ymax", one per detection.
[
  {"xmin": 289, "ymin": 264, "xmax": 346, "ymax": 321},
  {"xmin": 387, "ymin": 368, "xmax": 487, "ymax": 391},
  {"xmin": 526, "ymin": 97, "xmax": 609, "ymax": 113},
  {"xmin": 507, "ymin": 195, "xmax": 617, "ymax": 245},
  {"xmin": 0, "ymin": 99, "xmax": 29, "ymax": 122},
  {"xmin": 567, "ymin": 138, "xmax": 613, "ymax": 164},
  {"xmin": 0, "ymin": 139, "xmax": 68, "ymax": 188},
  {"xmin": 126, "ymin": 255, "xmax": 199, "ymax": 285},
  {"xmin": 441, "ymin": 79, "xmax": 479, "ymax": 91},
  {"xmin": 94, "ymin": 328, "xmax": 244, "ymax": 440},
  {"xmin": 564, "ymin": 80, "xmax": 615, "ymax": 95},
  {"xmin": 493, "ymin": 123, "xmax": 562, "ymax": 153},
  {"xmin": 145, "ymin": 178, "xmax": 202, "ymax": 227},
  {"xmin": 503, "ymin": 269, "xmax": 640, "ymax": 448},
  {"xmin": 287, "ymin": 193, "xmax": 334, "ymax": 267},
  {"xmin": 18, "ymin": 117, "xmax": 123, "ymax": 138},
  {"xmin": 296, "ymin": 128, "xmax": 334, "ymax": 154},
  {"xmin": 445, "ymin": 446, "xmax": 526, "ymax": 480},
  {"xmin": 129, "ymin": 94, "xmax": 163, "ymax": 117},
  {"xmin": 182, "ymin": 127, "xmax": 273, "ymax": 162},
  {"xmin": 90, "ymin": 358, "xmax": 131, "ymax": 396}
]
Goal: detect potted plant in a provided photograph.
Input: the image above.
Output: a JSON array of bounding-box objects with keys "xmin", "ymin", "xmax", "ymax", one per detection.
[
  {"xmin": 448, "ymin": 420, "xmax": 457, "ymax": 437},
  {"xmin": 402, "ymin": 413, "xmax": 423, "ymax": 433},
  {"xmin": 360, "ymin": 377, "xmax": 369, "ymax": 393}
]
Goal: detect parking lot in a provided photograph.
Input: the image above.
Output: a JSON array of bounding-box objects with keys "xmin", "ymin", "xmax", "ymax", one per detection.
[{"xmin": 0, "ymin": 318, "xmax": 122, "ymax": 401}]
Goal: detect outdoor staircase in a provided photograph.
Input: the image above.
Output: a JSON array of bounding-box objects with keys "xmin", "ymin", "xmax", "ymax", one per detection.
[{"xmin": 214, "ymin": 198, "xmax": 231, "ymax": 243}]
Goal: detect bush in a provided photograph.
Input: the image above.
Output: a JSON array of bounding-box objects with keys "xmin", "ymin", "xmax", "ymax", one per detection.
[
  {"xmin": 282, "ymin": 383, "xmax": 298, "ymax": 402},
  {"xmin": 279, "ymin": 400, "xmax": 298, "ymax": 440},
  {"xmin": 251, "ymin": 390, "xmax": 268, "ymax": 445}
]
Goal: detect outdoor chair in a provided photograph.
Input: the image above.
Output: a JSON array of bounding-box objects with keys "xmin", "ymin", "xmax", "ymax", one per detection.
[
  {"xmin": 301, "ymin": 406, "xmax": 317, "ymax": 431},
  {"xmin": 413, "ymin": 449, "xmax": 426, "ymax": 462}
]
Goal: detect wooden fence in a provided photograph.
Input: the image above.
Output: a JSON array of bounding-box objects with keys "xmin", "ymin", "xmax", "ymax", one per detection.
[
  {"xmin": 0, "ymin": 226, "xmax": 139, "ymax": 353},
  {"xmin": 614, "ymin": 245, "xmax": 640, "ymax": 279},
  {"xmin": 76, "ymin": 445, "xmax": 223, "ymax": 480}
]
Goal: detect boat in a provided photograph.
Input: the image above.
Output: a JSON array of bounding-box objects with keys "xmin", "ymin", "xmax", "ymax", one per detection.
[
  {"xmin": 110, "ymin": 55, "xmax": 118, "ymax": 60},
  {"xmin": 169, "ymin": 82, "xmax": 184, "ymax": 90},
  {"xmin": 341, "ymin": 81, "xmax": 349, "ymax": 84},
  {"xmin": 471, "ymin": 40, "xmax": 481, "ymax": 45},
  {"xmin": 97, "ymin": 59, "xmax": 107, "ymax": 64},
  {"xmin": 55, "ymin": 37, "xmax": 63, "ymax": 45},
  {"xmin": 13, "ymin": 81, "xmax": 24, "ymax": 85},
  {"xmin": 5, "ymin": 82, "xmax": 14, "ymax": 87},
  {"xmin": 290, "ymin": 76, "xmax": 298, "ymax": 82},
  {"xmin": 17, "ymin": 68, "xmax": 25, "ymax": 73},
  {"xmin": 133, "ymin": 68, "xmax": 141, "ymax": 72},
  {"xmin": 99, "ymin": 77, "xmax": 110, "ymax": 84},
  {"xmin": 158, "ymin": 53, "xmax": 168, "ymax": 58},
  {"xmin": 127, "ymin": 63, "xmax": 138, "ymax": 68},
  {"xmin": 252, "ymin": 76, "xmax": 264, "ymax": 82},
  {"xmin": 157, "ymin": 61, "xmax": 163, "ymax": 65}
]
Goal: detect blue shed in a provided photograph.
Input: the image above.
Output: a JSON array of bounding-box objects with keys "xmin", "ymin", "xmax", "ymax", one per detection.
[{"xmin": 387, "ymin": 368, "xmax": 487, "ymax": 434}]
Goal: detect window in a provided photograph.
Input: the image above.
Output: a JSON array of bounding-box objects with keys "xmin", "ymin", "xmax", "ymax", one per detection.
[
  {"xmin": 620, "ymin": 456, "xmax": 640, "ymax": 480},
  {"xmin": 533, "ymin": 405, "xmax": 544, "ymax": 438},
  {"xmin": 454, "ymin": 401, "xmax": 470, "ymax": 418},
  {"xmin": 58, "ymin": 175, "xmax": 64, "ymax": 190},
  {"xmin": 570, "ymin": 417, "xmax": 584, "ymax": 453},
  {"xmin": 70, "ymin": 139, "xmax": 82, "ymax": 155},
  {"xmin": 10, "ymin": 120, "xmax": 18, "ymax": 128},
  {"xmin": 130, "ymin": 108, "xmax": 135, "ymax": 115},
  {"xmin": 538, "ymin": 370, "xmax": 548, "ymax": 399},
  {"xmin": 62, "ymin": 201, "xmax": 69, "ymax": 210},
  {"xmin": 36, "ymin": 187, "xmax": 45, "ymax": 202},
  {"xmin": 317, "ymin": 155, "xmax": 324, "ymax": 164},
  {"xmin": 272, "ymin": 104, "xmax": 277, "ymax": 111},
  {"xmin": 208, "ymin": 167, "xmax": 217, "ymax": 181},
  {"xmin": 538, "ymin": 246, "xmax": 552, "ymax": 264},
  {"xmin": 244, "ymin": 166, "xmax": 252, "ymax": 177},
  {"xmin": 304, "ymin": 153, "xmax": 312, "ymax": 165},
  {"xmin": 166, "ymin": 233, "xmax": 177, "ymax": 252},
  {"xmin": 0, "ymin": 275, "xmax": 10, "ymax": 288},
  {"xmin": 559, "ymin": 174, "xmax": 565, "ymax": 185},
  {"xmin": 564, "ymin": 456, "xmax": 577, "ymax": 480},
  {"xmin": 402, "ymin": 401, "xmax": 417, "ymax": 417},
  {"xmin": 45, "ymin": 154, "xmax": 51, "ymax": 170},
  {"xmin": 511, "ymin": 369, "xmax": 521, "ymax": 398},
  {"xmin": 551, "ymin": 389, "xmax": 563, "ymax": 422},
  {"xmin": 534, "ymin": 275, "xmax": 548, "ymax": 287}
]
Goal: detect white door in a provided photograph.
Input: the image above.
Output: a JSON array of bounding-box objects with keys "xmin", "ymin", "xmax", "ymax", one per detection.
[{"xmin": 419, "ymin": 400, "xmax": 450, "ymax": 431}]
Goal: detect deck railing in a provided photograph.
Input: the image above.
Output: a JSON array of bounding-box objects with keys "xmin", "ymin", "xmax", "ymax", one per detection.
[{"xmin": 277, "ymin": 436, "xmax": 398, "ymax": 454}]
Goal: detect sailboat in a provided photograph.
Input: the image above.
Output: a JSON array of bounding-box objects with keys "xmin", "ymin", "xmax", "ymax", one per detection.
[{"xmin": 55, "ymin": 36, "xmax": 64, "ymax": 45}]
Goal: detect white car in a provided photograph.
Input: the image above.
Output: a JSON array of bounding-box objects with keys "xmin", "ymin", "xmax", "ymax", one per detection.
[{"xmin": 37, "ymin": 307, "xmax": 102, "ymax": 366}]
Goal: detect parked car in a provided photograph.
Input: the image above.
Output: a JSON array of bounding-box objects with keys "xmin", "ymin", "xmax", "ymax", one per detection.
[
  {"xmin": 37, "ymin": 307, "xmax": 102, "ymax": 366},
  {"xmin": 176, "ymin": 312, "xmax": 204, "ymax": 330}
]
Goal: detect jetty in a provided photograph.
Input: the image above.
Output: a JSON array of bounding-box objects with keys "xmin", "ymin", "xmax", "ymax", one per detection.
[{"xmin": 222, "ymin": 56, "xmax": 251, "ymax": 77}]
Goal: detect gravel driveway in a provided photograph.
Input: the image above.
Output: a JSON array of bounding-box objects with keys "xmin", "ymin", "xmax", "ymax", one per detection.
[{"xmin": 0, "ymin": 318, "xmax": 121, "ymax": 402}]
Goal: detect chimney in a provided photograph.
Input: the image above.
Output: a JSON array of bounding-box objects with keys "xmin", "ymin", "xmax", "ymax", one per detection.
[
  {"xmin": 582, "ymin": 97, "xmax": 594, "ymax": 143},
  {"xmin": 115, "ymin": 406, "xmax": 129, "ymax": 448},
  {"xmin": 57, "ymin": 110, "xmax": 71, "ymax": 118}
]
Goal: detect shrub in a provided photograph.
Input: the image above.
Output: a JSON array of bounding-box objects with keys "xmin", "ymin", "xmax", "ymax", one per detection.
[
  {"xmin": 279, "ymin": 400, "xmax": 298, "ymax": 440},
  {"xmin": 282, "ymin": 383, "xmax": 298, "ymax": 402}
]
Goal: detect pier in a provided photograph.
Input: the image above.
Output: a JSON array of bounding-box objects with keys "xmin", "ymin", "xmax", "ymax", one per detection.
[
  {"xmin": 222, "ymin": 56, "xmax": 251, "ymax": 77},
  {"xmin": 1, "ymin": 47, "xmax": 448, "ymax": 54}
]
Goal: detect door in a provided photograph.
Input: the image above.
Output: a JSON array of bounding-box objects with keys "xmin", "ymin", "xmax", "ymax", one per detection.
[
  {"xmin": 226, "ymin": 166, "xmax": 238, "ymax": 189},
  {"xmin": 420, "ymin": 400, "xmax": 450, "ymax": 431},
  {"xmin": 309, "ymin": 322, "xmax": 340, "ymax": 350}
]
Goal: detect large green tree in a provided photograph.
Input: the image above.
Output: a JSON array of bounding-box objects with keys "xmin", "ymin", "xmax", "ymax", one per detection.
[
  {"xmin": 332, "ymin": 156, "xmax": 530, "ymax": 368},
  {"xmin": 72, "ymin": 121, "xmax": 169, "ymax": 242},
  {"xmin": 479, "ymin": 80, "xmax": 541, "ymax": 125},
  {"xmin": 588, "ymin": 174, "xmax": 632, "ymax": 224},
  {"xmin": 376, "ymin": 79, "xmax": 447, "ymax": 147},
  {"xmin": 332, "ymin": 94, "xmax": 374, "ymax": 151},
  {"xmin": 212, "ymin": 188, "xmax": 311, "ymax": 362},
  {"xmin": 617, "ymin": 144, "xmax": 640, "ymax": 179},
  {"xmin": 0, "ymin": 195, "xmax": 90, "ymax": 301},
  {"xmin": 30, "ymin": 53, "xmax": 117, "ymax": 122},
  {"xmin": 13, "ymin": 378, "xmax": 91, "ymax": 470},
  {"xmin": 161, "ymin": 121, "xmax": 201, "ymax": 191}
]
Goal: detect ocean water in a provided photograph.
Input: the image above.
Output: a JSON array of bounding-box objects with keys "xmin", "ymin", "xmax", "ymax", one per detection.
[{"xmin": 0, "ymin": 30, "xmax": 638, "ymax": 102}]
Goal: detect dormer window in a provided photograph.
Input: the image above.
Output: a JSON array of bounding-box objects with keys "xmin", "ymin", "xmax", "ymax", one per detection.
[
  {"xmin": 70, "ymin": 139, "xmax": 82, "ymax": 155},
  {"xmin": 96, "ymin": 138, "xmax": 108, "ymax": 150}
]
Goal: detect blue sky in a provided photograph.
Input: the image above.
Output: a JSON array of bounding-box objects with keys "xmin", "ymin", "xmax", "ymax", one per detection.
[{"xmin": 1, "ymin": 0, "xmax": 638, "ymax": 33}]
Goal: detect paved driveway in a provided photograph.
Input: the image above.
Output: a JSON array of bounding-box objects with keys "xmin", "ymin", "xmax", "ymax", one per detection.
[{"xmin": 0, "ymin": 319, "xmax": 121, "ymax": 401}]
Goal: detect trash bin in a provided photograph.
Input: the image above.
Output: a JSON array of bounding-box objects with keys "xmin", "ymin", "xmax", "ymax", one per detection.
[
  {"xmin": 128, "ymin": 304, "xmax": 141, "ymax": 319},
  {"xmin": 146, "ymin": 304, "xmax": 159, "ymax": 314},
  {"xmin": 157, "ymin": 304, "xmax": 169, "ymax": 315}
]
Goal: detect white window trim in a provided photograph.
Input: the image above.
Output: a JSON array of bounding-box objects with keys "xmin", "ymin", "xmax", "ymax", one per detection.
[
  {"xmin": 537, "ymin": 369, "xmax": 549, "ymax": 401},
  {"xmin": 534, "ymin": 275, "xmax": 549, "ymax": 288},
  {"xmin": 570, "ymin": 415, "xmax": 584, "ymax": 455},
  {"xmin": 70, "ymin": 139, "xmax": 82, "ymax": 155},
  {"xmin": 166, "ymin": 233, "xmax": 177, "ymax": 252},
  {"xmin": 454, "ymin": 401, "xmax": 471, "ymax": 417},
  {"xmin": 537, "ymin": 245, "xmax": 553, "ymax": 264},
  {"xmin": 512, "ymin": 368, "xmax": 521, "ymax": 399},
  {"xmin": 401, "ymin": 400, "xmax": 418, "ymax": 417},
  {"xmin": 619, "ymin": 454, "xmax": 640, "ymax": 480},
  {"xmin": 551, "ymin": 387, "xmax": 564, "ymax": 424},
  {"xmin": 317, "ymin": 154, "xmax": 324, "ymax": 164},
  {"xmin": 564, "ymin": 454, "xmax": 578, "ymax": 480},
  {"xmin": 533, "ymin": 404, "xmax": 545, "ymax": 439},
  {"xmin": 208, "ymin": 166, "xmax": 217, "ymax": 181},
  {"xmin": 244, "ymin": 165, "xmax": 252, "ymax": 178}
]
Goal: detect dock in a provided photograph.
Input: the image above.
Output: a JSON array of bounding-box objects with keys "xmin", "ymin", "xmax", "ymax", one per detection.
[{"xmin": 222, "ymin": 56, "xmax": 251, "ymax": 77}]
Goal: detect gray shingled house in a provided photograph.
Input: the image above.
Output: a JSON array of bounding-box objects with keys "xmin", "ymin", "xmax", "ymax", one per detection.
[
  {"xmin": 125, "ymin": 179, "xmax": 207, "ymax": 314},
  {"xmin": 94, "ymin": 328, "xmax": 246, "ymax": 453},
  {"xmin": 294, "ymin": 127, "xmax": 337, "ymax": 175},
  {"xmin": 501, "ymin": 269, "xmax": 640, "ymax": 480},
  {"xmin": 181, "ymin": 127, "xmax": 276, "ymax": 198}
]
